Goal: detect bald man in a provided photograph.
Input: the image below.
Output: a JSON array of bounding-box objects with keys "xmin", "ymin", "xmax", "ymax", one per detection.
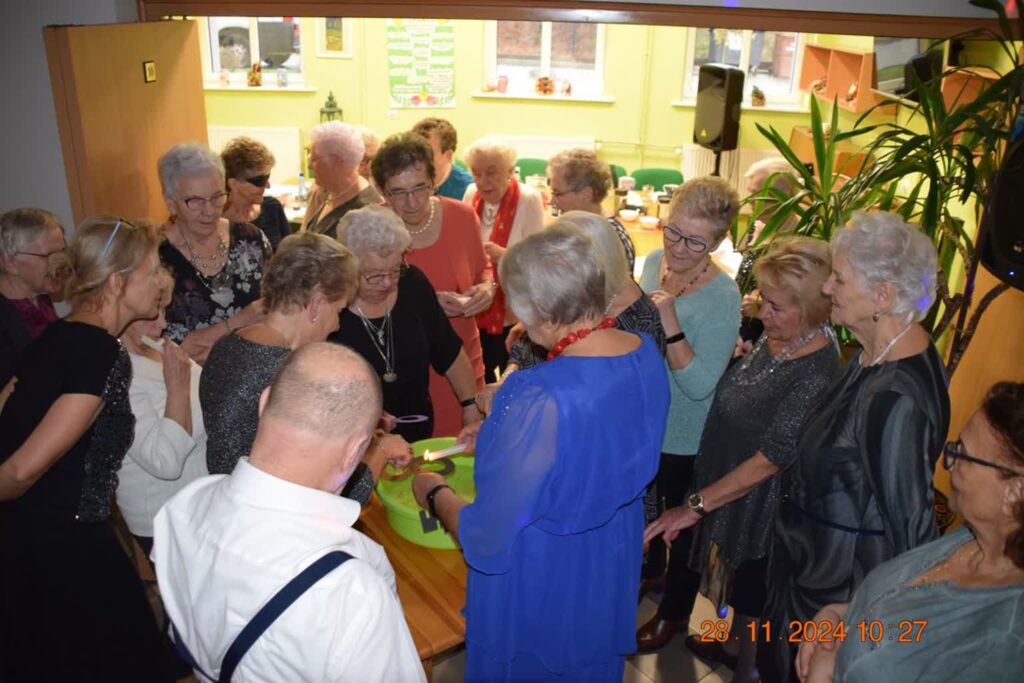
[{"xmin": 154, "ymin": 344, "xmax": 425, "ymax": 682}]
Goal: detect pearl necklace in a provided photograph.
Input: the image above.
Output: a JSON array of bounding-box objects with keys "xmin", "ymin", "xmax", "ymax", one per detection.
[{"xmin": 406, "ymin": 198, "xmax": 437, "ymax": 236}]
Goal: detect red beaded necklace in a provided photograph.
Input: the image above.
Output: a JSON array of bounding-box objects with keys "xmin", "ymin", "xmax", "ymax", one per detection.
[{"xmin": 547, "ymin": 317, "xmax": 617, "ymax": 359}]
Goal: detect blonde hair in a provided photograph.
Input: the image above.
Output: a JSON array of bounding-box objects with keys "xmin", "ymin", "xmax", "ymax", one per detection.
[
  {"xmin": 55, "ymin": 216, "xmax": 160, "ymax": 306},
  {"xmin": 554, "ymin": 211, "xmax": 627, "ymax": 300},
  {"xmin": 669, "ymin": 176, "xmax": 740, "ymax": 239},
  {"xmin": 753, "ymin": 236, "xmax": 832, "ymax": 327},
  {"xmin": 261, "ymin": 232, "xmax": 360, "ymax": 313}
]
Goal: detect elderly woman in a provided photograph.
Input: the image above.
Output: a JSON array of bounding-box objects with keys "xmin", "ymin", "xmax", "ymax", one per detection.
[
  {"xmin": 636, "ymin": 176, "xmax": 742, "ymax": 650},
  {"xmin": 463, "ymin": 136, "xmax": 545, "ymax": 382},
  {"xmin": 372, "ymin": 132, "xmax": 491, "ymax": 435},
  {"xmin": 0, "ymin": 217, "xmax": 174, "ymax": 680},
  {"xmin": 759, "ymin": 212, "xmax": 950, "ymax": 683},
  {"xmin": 221, "ymin": 136, "xmax": 290, "ymax": 251},
  {"xmin": 301, "ymin": 121, "xmax": 381, "ymax": 239},
  {"xmin": 355, "ymin": 125, "xmax": 382, "ymax": 180},
  {"xmin": 158, "ymin": 142, "xmax": 271, "ymax": 363},
  {"xmin": 644, "ymin": 237, "xmax": 839, "ymax": 679},
  {"xmin": 797, "ymin": 382, "xmax": 1024, "ymax": 683},
  {"xmin": 0, "ymin": 208, "xmax": 66, "ymax": 389},
  {"xmin": 330, "ymin": 205, "xmax": 481, "ymax": 443},
  {"xmin": 411, "ymin": 223, "xmax": 670, "ymax": 681},
  {"xmin": 115, "ymin": 270, "xmax": 208, "ymax": 557},
  {"xmin": 547, "ymin": 148, "xmax": 636, "ymax": 274}
]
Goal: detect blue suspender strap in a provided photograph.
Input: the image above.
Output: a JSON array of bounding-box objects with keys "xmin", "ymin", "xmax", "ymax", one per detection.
[
  {"xmin": 218, "ymin": 550, "xmax": 354, "ymax": 682},
  {"xmin": 169, "ymin": 550, "xmax": 354, "ymax": 683}
]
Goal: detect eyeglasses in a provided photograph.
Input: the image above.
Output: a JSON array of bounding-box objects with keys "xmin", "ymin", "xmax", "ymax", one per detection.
[
  {"xmin": 550, "ymin": 186, "xmax": 584, "ymax": 199},
  {"xmin": 385, "ymin": 184, "xmax": 432, "ymax": 203},
  {"xmin": 182, "ymin": 192, "xmax": 230, "ymax": 212},
  {"xmin": 943, "ymin": 440, "xmax": 1023, "ymax": 478},
  {"xmin": 362, "ymin": 264, "xmax": 408, "ymax": 286},
  {"xmin": 244, "ymin": 173, "xmax": 270, "ymax": 187},
  {"xmin": 663, "ymin": 224, "xmax": 711, "ymax": 253}
]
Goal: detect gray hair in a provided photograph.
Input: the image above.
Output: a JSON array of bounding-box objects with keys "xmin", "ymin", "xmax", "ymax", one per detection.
[
  {"xmin": 0, "ymin": 208, "xmax": 63, "ymax": 272},
  {"xmin": 337, "ymin": 205, "xmax": 411, "ymax": 258},
  {"xmin": 744, "ymin": 157, "xmax": 792, "ymax": 183},
  {"xmin": 669, "ymin": 176, "xmax": 740, "ymax": 240},
  {"xmin": 832, "ymin": 211, "xmax": 938, "ymax": 323},
  {"xmin": 464, "ymin": 136, "xmax": 517, "ymax": 171},
  {"xmin": 499, "ymin": 223, "xmax": 606, "ymax": 326},
  {"xmin": 354, "ymin": 125, "xmax": 381, "ymax": 150},
  {"xmin": 157, "ymin": 142, "xmax": 225, "ymax": 198},
  {"xmin": 553, "ymin": 211, "xmax": 628, "ymax": 300},
  {"xmin": 309, "ymin": 121, "xmax": 365, "ymax": 169}
]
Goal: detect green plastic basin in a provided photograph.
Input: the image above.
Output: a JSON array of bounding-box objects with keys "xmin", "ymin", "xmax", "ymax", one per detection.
[{"xmin": 375, "ymin": 437, "xmax": 476, "ymax": 549}]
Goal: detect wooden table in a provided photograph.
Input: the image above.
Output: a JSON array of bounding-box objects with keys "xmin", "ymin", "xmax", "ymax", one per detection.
[{"xmin": 357, "ymin": 494, "xmax": 468, "ymax": 679}]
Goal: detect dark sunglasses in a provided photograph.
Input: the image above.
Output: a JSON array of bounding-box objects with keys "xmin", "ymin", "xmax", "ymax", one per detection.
[
  {"xmin": 244, "ymin": 173, "xmax": 271, "ymax": 187},
  {"xmin": 943, "ymin": 440, "xmax": 1023, "ymax": 478}
]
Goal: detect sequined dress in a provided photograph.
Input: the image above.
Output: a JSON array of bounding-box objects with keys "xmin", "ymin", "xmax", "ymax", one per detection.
[{"xmin": 0, "ymin": 320, "xmax": 173, "ymax": 680}]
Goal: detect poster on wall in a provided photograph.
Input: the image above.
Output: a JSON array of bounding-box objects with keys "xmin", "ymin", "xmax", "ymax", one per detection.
[{"xmin": 386, "ymin": 18, "xmax": 455, "ymax": 108}]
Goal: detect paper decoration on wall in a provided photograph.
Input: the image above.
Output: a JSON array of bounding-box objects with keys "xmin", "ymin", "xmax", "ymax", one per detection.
[{"xmin": 386, "ymin": 18, "xmax": 455, "ymax": 108}]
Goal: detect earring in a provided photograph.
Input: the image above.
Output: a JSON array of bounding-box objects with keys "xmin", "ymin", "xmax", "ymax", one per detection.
[
  {"xmin": 872, "ymin": 312, "xmax": 880, "ymax": 322},
  {"xmin": 168, "ymin": 214, "xmax": 177, "ymax": 225},
  {"xmin": 312, "ymin": 314, "xmax": 319, "ymax": 324}
]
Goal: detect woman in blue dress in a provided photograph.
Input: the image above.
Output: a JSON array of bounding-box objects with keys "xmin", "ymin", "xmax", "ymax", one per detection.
[{"xmin": 413, "ymin": 223, "xmax": 670, "ymax": 681}]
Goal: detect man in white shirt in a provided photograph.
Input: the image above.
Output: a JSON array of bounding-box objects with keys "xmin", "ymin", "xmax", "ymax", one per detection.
[{"xmin": 154, "ymin": 343, "xmax": 425, "ymax": 682}]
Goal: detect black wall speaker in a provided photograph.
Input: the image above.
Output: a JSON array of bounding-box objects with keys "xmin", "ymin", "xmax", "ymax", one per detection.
[
  {"xmin": 980, "ymin": 137, "xmax": 1024, "ymax": 291},
  {"xmin": 694, "ymin": 63, "xmax": 745, "ymax": 152}
]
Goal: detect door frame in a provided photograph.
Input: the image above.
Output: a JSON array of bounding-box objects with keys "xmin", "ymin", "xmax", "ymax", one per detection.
[{"xmin": 137, "ymin": 0, "xmax": 1007, "ymax": 39}]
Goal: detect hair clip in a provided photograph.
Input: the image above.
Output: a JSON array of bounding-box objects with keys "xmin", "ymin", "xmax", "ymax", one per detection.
[{"xmin": 100, "ymin": 220, "xmax": 124, "ymax": 258}]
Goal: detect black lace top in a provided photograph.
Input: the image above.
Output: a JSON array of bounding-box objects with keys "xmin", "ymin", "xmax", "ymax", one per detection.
[
  {"xmin": 160, "ymin": 222, "xmax": 272, "ymax": 343},
  {"xmin": 0, "ymin": 321, "xmax": 134, "ymax": 522}
]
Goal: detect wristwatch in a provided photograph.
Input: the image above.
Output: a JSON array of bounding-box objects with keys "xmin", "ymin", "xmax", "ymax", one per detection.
[
  {"xmin": 687, "ymin": 492, "xmax": 707, "ymax": 517},
  {"xmin": 426, "ymin": 483, "xmax": 453, "ymax": 519}
]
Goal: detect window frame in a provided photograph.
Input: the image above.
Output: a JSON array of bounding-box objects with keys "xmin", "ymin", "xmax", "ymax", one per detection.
[
  {"xmin": 680, "ymin": 28, "xmax": 806, "ymax": 107},
  {"xmin": 196, "ymin": 16, "xmax": 308, "ymax": 89},
  {"xmin": 484, "ymin": 20, "xmax": 608, "ymax": 100}
]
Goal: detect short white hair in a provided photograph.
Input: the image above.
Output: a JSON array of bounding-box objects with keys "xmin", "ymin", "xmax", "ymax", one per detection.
[
  {"xmin": 744, "ymin": 157, "xmax": 792, "ymax": 182},
  {"xmin": 553, "ymin": 211, "xmax": 627, "ymax": 300},
  {"xmin": 309, "ymin": 121, "xmax": 365, "ymax": 170},
  {"xmin": 158, "ymin": 142, "xmax": 224, "ymax": 197},
  {"xmin": 354, "ymin": 125, "xmax": 381, "ymax": 150},
  {"xmin": 464, "ymin": 136, "xmax": 517, "ymax": 171},
  {"xmin": 337, "ymin": 205, "xmax": 411, "ymax": 258},
  {"xmin": 832, "ymin": 211, "xmax": 938, "ymax": 323},
  {"xmin": 499, "ymin": 223, "xmax": 606, "ymax": 326}
]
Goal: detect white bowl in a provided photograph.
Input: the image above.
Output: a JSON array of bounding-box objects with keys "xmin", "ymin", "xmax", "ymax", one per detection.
[
  {"xmin": 618, "ymin": 209, "xmax": 639, "ymax": 222},
  {"xmin": 639, "ymin": 215, "xmax": 660, "ymax": 229}
]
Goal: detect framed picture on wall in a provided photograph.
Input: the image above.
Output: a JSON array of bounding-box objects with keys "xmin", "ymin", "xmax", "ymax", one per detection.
[{"xmin": 316, "ymin": 18, "xmax": 352, "ymax": 58}]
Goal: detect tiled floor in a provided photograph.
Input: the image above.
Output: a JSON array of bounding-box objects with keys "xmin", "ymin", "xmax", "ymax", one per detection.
[{"xmin": 433, "ymin": 592, "xmax": 734, "ymax": 682}]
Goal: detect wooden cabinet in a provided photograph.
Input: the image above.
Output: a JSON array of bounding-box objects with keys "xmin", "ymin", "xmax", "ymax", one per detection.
[
  {"xmin": 941, "ymin": 66, "xmax": 1000, "ymax": 109},
  {"xmin": 788, "ymin": 125, "xmax": 874, "ymax": 178},
  {"xmin": 799, "ymin": 44, "xmax": 885, "ymax": 114}
]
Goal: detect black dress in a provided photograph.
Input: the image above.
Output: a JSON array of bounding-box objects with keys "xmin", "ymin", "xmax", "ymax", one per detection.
[
  {"xmin": 329, "ymin": 265, "xmax": 462, "ymax": 443},
  {"xmin": 253, "ymin": 195, "xmax": 291, "ymax": 251},
  {"xmin": 760, "ymin": 344, "xmax": 950, "ymax": 683},
  {"xmin": 302, "ymin": 185, "xmax": 382, "ymax": 240},
  {"xmin": 0, "ymin": 321, "xmax": 173, "ymax": 681},
  {"xmin": 160, "ymin": 222, "xmax": 272, "ymax": 343}
]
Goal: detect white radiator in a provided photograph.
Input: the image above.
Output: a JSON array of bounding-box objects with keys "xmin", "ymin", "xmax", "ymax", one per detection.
[
  {"xmin": 680, "ymin": 144, "xmax": 781, "ymax": 195},
  {"xmin": 207, "ymin": 125, "xmax": 303, "ymax": 183},
  {"xmin": 497, "ymin": 135, "xmax": 596, "ymax": 160}
]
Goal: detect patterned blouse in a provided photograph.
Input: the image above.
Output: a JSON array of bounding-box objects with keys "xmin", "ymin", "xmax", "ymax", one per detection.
[{"xmin": 160, "ymin": 222, "xmax": 272, "ymax": 343}]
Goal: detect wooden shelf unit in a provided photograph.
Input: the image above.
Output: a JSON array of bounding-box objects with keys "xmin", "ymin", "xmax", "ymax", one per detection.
[
  {"xmin": 799, "ymin": 44, "xmax": 885, "ymax": 114},
  {"xmin": 941, "ymin": 66, "xmax": 1000, "ymax": 110}
]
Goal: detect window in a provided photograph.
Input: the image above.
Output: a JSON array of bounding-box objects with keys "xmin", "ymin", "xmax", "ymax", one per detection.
[
  {"xmin": 485, "ymin": 21, "xmax": 606, "ymax": 99},
  {"xmin": 200, "ymin": 17, "xmax": 304, "ymax": 86},
  {"xmin": 682, "ymin": 29, "xmax": 804, "ymax": 106}
]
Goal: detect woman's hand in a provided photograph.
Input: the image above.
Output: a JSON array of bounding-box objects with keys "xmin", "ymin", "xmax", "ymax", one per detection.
[
  {"xmin": 456, "ymin": 420, "xmax": 484, "ymax": 453},
  {"xmin": 483, "ymin": 241, "xmax": 506, "ymax": 264},
  {"xmin": 643, "ymin": 505, "xmax": 702, "ymax": 545},
  {"xmin": 475, "ymin": 381, "xmax": 502, "ymax": 415},
  {"xmin": 378, "ymin": 412, "xmax": 398, "ymax": 433},
  {"xmin": 647, "ymin": 289, "xmax": 681, "ymax": 332},
  {"xmin": 462, "ymin": 402, "xmax": 483, "ymax": 428},
  {"xmin": 505, "ymin": 322, "xmax": 527, "ymax": 352},
  {"xmin": 412, "ymin": 471, "xmax": 447, "ymax": 509},
  {"xmin": 436, "ymin": 291, "xmax": 466, "ymax": 318},
  {"xmin": 796, "ymin": 603, "xmax": 849, "ymax": 683},
  {"xmin": 375, "ymin": 432, "xmax": 414, "ymax": 468},
  {"xmin": 741, "ymin": 289, "xmax": 761, "ymax": 318},
  {"xmin": 180, "ymin": 324, "xmax": 225, "ymax": 365},
  {"xmin": 461, "ymin": 281, "xmax": 496, "ymax": 317},
  {"xmin": 161, "ymin": 339, "xmax": 192, "ymax": 395},
  {"xmin": 734, "ymin": 335, "xmax": 754, "ymax": 359}
]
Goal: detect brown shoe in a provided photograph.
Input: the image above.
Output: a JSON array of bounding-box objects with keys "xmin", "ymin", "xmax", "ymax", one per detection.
[
  {"xmin": 636, "ymin": 614, "xmax": 688, "ymax": 652},
  {"xmin": 684, "ymin": 634, "xmax": 739, "ymax": 669}
]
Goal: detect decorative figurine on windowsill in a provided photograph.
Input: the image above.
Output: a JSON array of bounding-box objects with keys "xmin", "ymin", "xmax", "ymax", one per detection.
[
  {"xmin": 247, "ymin": 63, "xmax": 262, "ymax": 87},
  {"xmin": 535, "ymin": 76, "xmax": 555, "ymax": 96},
  {"xmin": 811, "ymin": 76, "xmax": 827, "ymax": 94},
  {"xmin": 751, "ymin": 85, "xmax": 766, "ymax": 107},
  {"xmin": 845, "ymin": 80, "xmax": 859, "ymax": 104}
]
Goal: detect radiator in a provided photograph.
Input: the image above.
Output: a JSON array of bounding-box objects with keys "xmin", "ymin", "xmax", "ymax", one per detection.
[
  {"xmin": 207, "ymin": 125, "xmax": 303, "ymax": 183},
  {"xmin": 680, "ymin": 144, "xmax": 781, "ymax": 195},
  {"xmin": 497, "ymin": 135, "xmax": 596, "ymax": 160}
]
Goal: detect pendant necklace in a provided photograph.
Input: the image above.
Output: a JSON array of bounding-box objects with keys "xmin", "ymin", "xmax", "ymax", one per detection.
[
  {"xmin": 661, "ymin": 259, "xmax": 710, "ymax": 298},
  {"xmin": 355, "ymin": 303, "xmax": 397, "ymax": 382},
  {"xmin": 180, "ymin": 226, "xmax": 230, "ymax": 293}
]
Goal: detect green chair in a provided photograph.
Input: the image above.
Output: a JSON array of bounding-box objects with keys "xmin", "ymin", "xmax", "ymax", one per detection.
[
  {"xmin": 610, "ymin": 164, "xmax": 627, "ymax": 186},
  {"xmin": 630, "ymin": 168, "xmax": 684, "ymax": 191},
  {"xmin": 516, "ymin": 158, "xmax": 548, "ymax": 179}
]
